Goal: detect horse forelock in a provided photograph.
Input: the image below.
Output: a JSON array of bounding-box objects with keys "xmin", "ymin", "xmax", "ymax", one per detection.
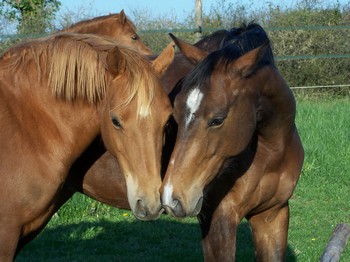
[
  {"xmin": 184, "ymin": 23, "xmax": 275, "ymax": 93},
  {"xmin": 110, "ymin": 48, "xmax": 157, "ymax": 121},
  {"xmin": 194, "ymin": 29, "xmax": 229, "ymax": 52},
  {"xmin": 50, "ymin": 33, "xmax": 157, "ymax": 111},
  {"xmin": 220, "ymin": 23, "xmax": 275, "ymax": 66},
  {"xmin": 181, "ymin": 52, "xmax": 218, "ymax": 93}
]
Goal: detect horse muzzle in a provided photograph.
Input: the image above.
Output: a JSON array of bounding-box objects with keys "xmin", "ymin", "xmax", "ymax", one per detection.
[
  {"xmin": 162, "ymin": 196, "xmax": 203, "ymax": 218},
  {"xmin": 132, "ymin": 198, "xmax": 164, "ymax": 221}
]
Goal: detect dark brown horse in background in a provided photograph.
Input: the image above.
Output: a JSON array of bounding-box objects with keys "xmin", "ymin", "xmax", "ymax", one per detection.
[
  {"xmin": 160, "ymin": 24, "xmax": 304, "ymax": 261},
  {"xmin": 0, "ymin": 33, "xmax": 174, "ymax": 261},
  {"xmin": 60, "ymin": 9, "xmax": 152, "ymax": 55}
]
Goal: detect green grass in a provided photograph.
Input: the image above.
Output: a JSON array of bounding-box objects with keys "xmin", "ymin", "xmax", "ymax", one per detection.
[
  {"xmin": 16, "ymin": 96, "xmax": 350, "ymax": 261},
  {"xmin": 289, "ymin": 96, "xmax": 350, "ymax": 261}
]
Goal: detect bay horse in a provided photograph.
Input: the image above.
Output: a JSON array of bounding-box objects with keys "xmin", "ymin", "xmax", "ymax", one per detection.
[
  {"xmin": 0, "ymin": 32, "xmax": 174, "ymax": 261},
  {"xmin": 60, "ymin": 9, "xmax": 152, "ymax": 55},
  {"xmin": 160, "ymin": 23, "xmax": 304, "ymax": 261}
]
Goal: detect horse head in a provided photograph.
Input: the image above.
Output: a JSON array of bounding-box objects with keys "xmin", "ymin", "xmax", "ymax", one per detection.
[
  {"xmin": 160, "ymin": 25, "xmax": 284, "ymax": 218},
  {"xmin": 101, "ymin": 42, "xmax": 175, "ymax": 220}
]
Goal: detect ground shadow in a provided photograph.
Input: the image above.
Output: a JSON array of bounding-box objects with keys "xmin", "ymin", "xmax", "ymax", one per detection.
[{"xmin": 16, "ymin": 220, "xmax": 296, "ymax": 261}]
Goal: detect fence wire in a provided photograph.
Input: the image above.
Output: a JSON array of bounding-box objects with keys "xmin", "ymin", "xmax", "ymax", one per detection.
[{"xmin": 1, "ymin": 25, "xmax": 349, "ymax": 90}]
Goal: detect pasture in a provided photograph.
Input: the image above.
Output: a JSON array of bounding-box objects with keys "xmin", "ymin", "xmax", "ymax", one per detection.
[{"xmin": 16, "ymin": 96, "xmax": 349, "ymax": 261}]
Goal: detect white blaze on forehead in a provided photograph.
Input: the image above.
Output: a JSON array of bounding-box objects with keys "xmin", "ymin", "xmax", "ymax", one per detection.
[{"xmin": 185, "ymin": 87, "xmax": 203, "ymax": 127}]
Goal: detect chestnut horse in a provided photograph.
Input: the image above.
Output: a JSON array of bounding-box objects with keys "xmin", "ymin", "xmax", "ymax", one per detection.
[
  {"xmin": 60, "ymin": 9, "xmax": 152, "ymax": 55},
  {"xmin": 0, "ymin": 33, "xmax": 174, "ymax": 261},
  {"xmin": 10, "ymin": 10, "xmax": 157, "ymax": 252},
  {"xmin": 11, "ymin": 10, "xmax": 157, "ymax": 254},
  {"xmin": 161, "ymin": 24, "xmax": 304, "ymax": 261}
]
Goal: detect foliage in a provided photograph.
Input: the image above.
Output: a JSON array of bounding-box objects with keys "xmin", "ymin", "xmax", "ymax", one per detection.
[
  {"xmin": 135, "ymin": 0, "xmax": 350, "ymax": 88},
  {"xmin": 201, "ymin": 0, "xmax": 257, "ymax": 29},
  {"xmin": 0, "ymin": 0, "xmax": 61, "ymax": 34},
  {"xmin": 253, "ymin": 0, "xmax": 349, "ymax": 87}
]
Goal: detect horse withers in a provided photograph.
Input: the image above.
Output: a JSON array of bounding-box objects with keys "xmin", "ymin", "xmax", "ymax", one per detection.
[
  {"xmin": 160, "ymin": 24, "xmax": 304, "ymax": 261},
  {"xmin": 0, "ymin": 33, "xmax": 174, "ymax": 260}
]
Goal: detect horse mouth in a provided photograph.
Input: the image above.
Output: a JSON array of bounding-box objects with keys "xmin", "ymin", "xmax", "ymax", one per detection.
[
  {"xmin": 134, "ymin": 206, "xmax": 164, "ymax": 221},
  {"xmin": 163, "ymin": 204, "xmax": 186, "ymax": 218},
  {"xmin": 162, "ymin": 196, "xmax": 204, "ymax": 218}
]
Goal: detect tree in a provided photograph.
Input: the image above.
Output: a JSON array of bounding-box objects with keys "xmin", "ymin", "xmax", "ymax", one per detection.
[{"xmin": 0, "ymin": 0, "xmax": 61, "ymax": 34}]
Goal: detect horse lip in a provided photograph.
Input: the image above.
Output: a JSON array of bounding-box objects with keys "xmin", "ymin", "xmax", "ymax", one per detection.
[
  {"xmin": 134, "ymin": 207, "xmax": 164, "ymax": 221},
  {"xmin": 158, "ymin": 206, "xmax": 165, "ymax": 215},
  {"xmin": 163, "ymin": 205, "xmax": 176, "ymax": 217},
  {"xmin": 134, "ymin": 210, "xmax": 147, "ymax": 220},
  {"xmin": 190, "ymin": 196, "xmax": 203, "ymax": 217},
  {"xmin": 163, "ymin": 204, "xmax": 187, "ymax": 218}
]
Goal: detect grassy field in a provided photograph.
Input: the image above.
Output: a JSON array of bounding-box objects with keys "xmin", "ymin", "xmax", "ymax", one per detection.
[{"xmin": 16, "ymin": 96, "xmax": 350, "ymax": 261}]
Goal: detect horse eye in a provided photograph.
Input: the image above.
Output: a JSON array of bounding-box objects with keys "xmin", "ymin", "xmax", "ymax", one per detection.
[
  {"xmin": 131, "ymin": 35, "xmax": 138, "ymax": 40},
  {"xmin": 111, "ymin": 117, "xmax": 122, "ymax": 129},
  {"xmin": 208, "ymin": 117, "xmax": 225, "ymax": 127}
]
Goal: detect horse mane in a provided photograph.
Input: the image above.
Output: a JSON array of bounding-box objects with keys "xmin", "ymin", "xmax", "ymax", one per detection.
[
  {"xmin": 194, "ymin": 29, "xmax": 229, "ymax": 52},
  {"xmin": 184, "ymin": 23, "xmax": 275, "ymax": 89},
  {"xmin": 1, "ymin": 33, "xmax": 156, "ymax": 118},
  {"xmin": 60, "ymin": 13, "xmax": 137, "ymax": 33}
]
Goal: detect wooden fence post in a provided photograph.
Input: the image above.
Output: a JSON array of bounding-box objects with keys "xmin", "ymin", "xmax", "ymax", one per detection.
[
  {"xmin": 320, "ymin": 223, "xmax": 350, "ymax": 262},
  {"xmin": 194, "ymin": 0, "xmax": 202, "ymax": 42}
]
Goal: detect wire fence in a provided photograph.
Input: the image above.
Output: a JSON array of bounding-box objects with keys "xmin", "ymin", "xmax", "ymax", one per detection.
[{"xmin": 1, "ymin": 25, "xmax": 349, "ymax": 92}]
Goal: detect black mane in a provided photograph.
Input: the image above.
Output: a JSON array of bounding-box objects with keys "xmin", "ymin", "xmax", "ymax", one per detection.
[
  {"xmin": 183, "ymin": 23, "xmax": 275, "ymax": 91},
  {"xmin": 194, "ymin": 29, "xmax": 229, "ymax": 52}
]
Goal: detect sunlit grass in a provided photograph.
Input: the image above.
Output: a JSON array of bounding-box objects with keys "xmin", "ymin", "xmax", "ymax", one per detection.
[{"xmin": 17, "ymin": 96, "xmax": 350, "ymax": 261}]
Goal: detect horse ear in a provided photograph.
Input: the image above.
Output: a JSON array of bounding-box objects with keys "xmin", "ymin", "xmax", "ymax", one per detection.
[
  {"xmin": 233, "ymin": 42, "xmax": 269, "ymax": 78},
  {"xmin": 107, "ymin": 47, "xmax": 126, "ymax": 77},
  {"xmin": 169, "ymin": 33, "xmax": 208, "ymax": 65},
  {"xmin": 151, "ymin": 42, "xmax": 175, "ymax": 76},
  {"xmin": 119, "ymin": 9, "xmax": 127, "ymax": 24}
]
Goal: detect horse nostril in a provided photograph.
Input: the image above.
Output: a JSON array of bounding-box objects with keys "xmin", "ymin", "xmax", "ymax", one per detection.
[
  {"xmin": 170, "ymin": 198, "xmax": 186, "ymax": 218},
  {"xmin": 135, "ymin": 199, "xmax": 147, "ymax": 218},
  {"xmin": 170, "ymin": 198, "xmax": 179, "ymax": 209}
]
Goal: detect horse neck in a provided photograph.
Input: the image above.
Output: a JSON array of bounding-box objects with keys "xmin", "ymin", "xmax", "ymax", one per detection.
[
  {"xmin": 62, "ymin": 18, "xmax": 115, "ymax": 35},
  {"xmin": 256, "ymin": 66, "xmax": 296, "ymax": 145},
  {"xmin": 161, "ymin": 52, "xmax": 195, "ymax": 94},
  {"xmin": 0, "ymin": 61, "xmax": 102, "ymax": 166}
]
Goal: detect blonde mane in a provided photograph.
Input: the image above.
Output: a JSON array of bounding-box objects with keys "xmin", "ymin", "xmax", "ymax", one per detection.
[{"xmin": 2, "ymin": 33, "xmax": 157, "ymax": 119}]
